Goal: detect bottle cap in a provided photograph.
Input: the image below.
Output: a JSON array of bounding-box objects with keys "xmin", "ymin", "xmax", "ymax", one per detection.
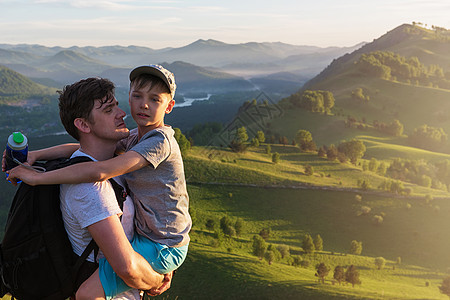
[
  {"xmin": 8, "ymin": 132, "xmax": 28, "ymax": 150},
  {"xmin": 13, "ymin": 132, "xmax": 24, "ymax": 144}
]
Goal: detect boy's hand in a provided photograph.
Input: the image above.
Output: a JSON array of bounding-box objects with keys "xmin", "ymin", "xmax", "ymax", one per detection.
[
  {"xmin": 2, "ymin": 150, "xmax": 37, "ymax": 172},
  {"xmin": 146, "ymin": 271, "xmax": 173, "ymax": 296},
  {"xmin": 6, "ymin": 165, "xmax": 39, "ymax": 186}
]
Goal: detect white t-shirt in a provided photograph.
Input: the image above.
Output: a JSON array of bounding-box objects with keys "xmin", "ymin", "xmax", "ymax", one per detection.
[{"xmin": 60, "ymin": 149, "xmax": 140, "ymax": 299}]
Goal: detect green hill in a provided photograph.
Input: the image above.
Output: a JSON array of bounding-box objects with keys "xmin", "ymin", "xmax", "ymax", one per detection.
[{"xmin": 0, "ymin": 65, "xmax": 56, "ymax": 102}]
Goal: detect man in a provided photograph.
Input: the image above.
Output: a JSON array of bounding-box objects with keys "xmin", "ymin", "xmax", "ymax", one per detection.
[{"xmin": 5, "ymin": 77, "xmax": 171, "ymax": 299}]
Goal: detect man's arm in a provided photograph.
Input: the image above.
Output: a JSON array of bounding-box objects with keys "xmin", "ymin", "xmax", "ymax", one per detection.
[
  {"xmin": 6, "ymin": 151, "xmax": 148, "ymax": 186},
  {"xmin": 88, "ymin": 214, "xmax": 163, "ymax": 290}
]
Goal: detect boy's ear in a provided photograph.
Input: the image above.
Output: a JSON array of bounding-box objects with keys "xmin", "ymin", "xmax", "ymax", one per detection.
[
  {"xmin": 74, "ymin": 118, "xmax": 91, "ymax": 134},
  {"xmin": 165, "ymin": 99, "xmax": 175, "ymax": 114}
]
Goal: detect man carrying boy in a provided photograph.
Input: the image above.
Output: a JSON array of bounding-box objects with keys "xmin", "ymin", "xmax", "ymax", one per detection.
[
  {"xmin": 7, "ymin": 65, "xmax": 190, "ymax": 299},
  {"xmin": 6, "ymin": 77, "xmax": 171, "ymax": 298}
]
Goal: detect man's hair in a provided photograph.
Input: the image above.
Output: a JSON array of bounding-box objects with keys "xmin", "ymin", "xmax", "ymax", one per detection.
[
  {"xmin": 130, "ymin": 73, "xmax": 170, "ymax": 96},
  {"xmin": 58, "ymin": 77, "xmax": 115, "ymax": 140}
]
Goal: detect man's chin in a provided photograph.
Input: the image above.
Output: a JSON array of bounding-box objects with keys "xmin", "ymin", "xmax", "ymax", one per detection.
[{"xmin": 117, "ymin": 128, "xmax": 130, "ymax": 138}]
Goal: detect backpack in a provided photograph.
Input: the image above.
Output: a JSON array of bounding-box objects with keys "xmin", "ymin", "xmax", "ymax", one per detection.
[{"xmin": 0, "ymin": 156, "xmax": 126, "ymax": 300}]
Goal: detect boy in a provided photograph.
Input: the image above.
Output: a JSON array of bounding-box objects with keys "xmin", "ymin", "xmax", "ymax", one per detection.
[{"xmin": 7, "ymin": 65, "xmax": 191, "ymax": 299}]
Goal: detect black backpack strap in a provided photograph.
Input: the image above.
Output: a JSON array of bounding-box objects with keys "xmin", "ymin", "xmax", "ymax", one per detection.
[
  {"xmin": 73, "ymin": 239, "xmax": 98, "ymax": 276},
  {"xmin": 108, "ymin": 178, "xmax": 126, "ymax": 212}
]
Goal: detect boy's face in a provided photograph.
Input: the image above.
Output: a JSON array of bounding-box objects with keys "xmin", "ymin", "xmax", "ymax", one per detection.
[
  {"xmin": 128, "ymin": 82, "xmax": 175, "ymax": 133},
  {"xmin": 86, "ymin": 96, "xmax": 129, "ymax": 142}
]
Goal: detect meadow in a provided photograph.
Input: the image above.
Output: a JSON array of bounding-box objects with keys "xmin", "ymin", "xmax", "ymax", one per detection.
[{"xmin": 147, "ymin": 183, "xmax": 450, "ymax": 299}]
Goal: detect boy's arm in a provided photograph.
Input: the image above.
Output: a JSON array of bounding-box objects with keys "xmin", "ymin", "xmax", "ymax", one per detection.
[
  {"xmin": 87, "ymin": 215, "xmax": 164, "ymax": 290},
  {"xmin": 6, "ymin": 151, "xmax": 149, "ymax": 186},
  {"xmin": 29, "ymin": 143, "xmax": 80, "ymax": 163},
  {"xmin": 2, "ymin": 143, "xmax": 79, "ymax": 173}
]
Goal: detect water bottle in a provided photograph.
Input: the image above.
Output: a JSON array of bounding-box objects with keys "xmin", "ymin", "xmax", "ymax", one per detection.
[{"xmin": 5, "ymin": 132, "xmax": 28, "ymax": 171}]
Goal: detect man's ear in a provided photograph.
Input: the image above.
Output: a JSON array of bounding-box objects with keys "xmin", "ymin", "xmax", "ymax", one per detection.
[
  {"xmin": 74, "ymin": 118, "xmax": 91, "ymax": 134},
  {"xmin": 165, "ymin": 99, "xmax": 175, "ymax": 114}
]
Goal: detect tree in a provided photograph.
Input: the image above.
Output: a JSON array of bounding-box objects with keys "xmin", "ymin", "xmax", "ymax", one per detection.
[
  {"xmin": 277, "ymin": 244, "xmax": 290, "ymax": 259},
  {"xmin": 252, "ymin": 235, "xmax": 266, "ymax": 259},
  {"xmin": 264, "ymin": 250, "xmax": 275, "ymax": 265},
  {"xmin": 387, "ymin": 119, "xmax": 404, "ymax": 136},
  {"xmin": 326, "ymin": 144, "xmax": 338, "ymax": 161},
  {"xmin": 315, "ymin": 262, "xmax": 330, "ymax": 283},
  {"xmin": 374, "ymin": 257, "xmax": 386, "ymax": 270},
  {"xmin": 351, "ymin": 88, "xmax": 368, "ymax": 102},
  {"xmin": 259, "ymin": 228, "xmax": 271, "ymax": 240},
  {"xmin": 279, "ymin": 136, "xmax": 289, "ymax": 145},
  {"xmin": 349, "ymin": 240, "xmax": 363, "ymax": 255},
  {"xmin": 302, "ymin": 234, "xmax": 315, "ymax": 254},
  {"xmin": 265, "ymin": 144, "xmax": 271, "ymax": 155},
  {"xmin": 377, "ymin": 162, "xmax": 387, "ymax": 176},
  {"xmin": 334, "ymin": 266, "xmax": 345, "ymax": 285},
  {"xmin": 322, "ymin": 91, "xmax": 335, "ymax": 113},
  {"xmin": 345, "ymin": 265, "xmax": 361, "ymax": 287},
  {"xmin": 292, "ymin": 256, "xmax": 302, "ymax": 267},
  {"xmin": 250, "ymin": 137, "xmax": 260, "ymax": 147},
  {"xmin": 304, "ymin": 164, "xmax": 314, "ymax": 176},
  {"xmin": 272, "ymin": 152, "xmax": 280, "ymax": 164},
  {"xmin": 313, "ymin": 234, "xmax": 323, "ymax": 251},
  {"xmin": 234, "ymin": 218, "xmax": 244, "ymax": 236},
  {"xmin": 174, "ymin": 128, "xmax": 191, "ymax": 157},
  {"xmin": 295, "ymin": 129, "xmax": 314, "ymax": 151},
  {"xmin": 205, "ymin": 218, "xmax": 216, "ymax": 231},
  {"xmin": 220, "ymin": 216, "xmax": 235, "ymax": 237},
  {"xmin": 230, "ymin": 126, "xmax": 248, "ymax": 152},
  {"xmin": 338, "ymin": 139, "xmax": 366, "ymax": 164},
  {"xmin": 373, "ymin": 215, "xmax": 384, "ymax": 226},
  {"xmin": 368, "ymin": 158, "xmax": 379, "ymax": 172},
  {"xmin": 318, "ymin": 146, "xmax": 327, "ymax": 158},
  {"xmin": 257, "ymin": 130, "xmax": 265, "ymax": 143},
  {"xmin": 440, "ymin": 276, "xmax": 450, "ymax": 298}
]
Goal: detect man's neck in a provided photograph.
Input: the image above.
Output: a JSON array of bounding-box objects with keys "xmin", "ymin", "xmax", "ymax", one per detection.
[{"xmin": 78, "ymin": 137, "xmax": 116, "ymax": 161}]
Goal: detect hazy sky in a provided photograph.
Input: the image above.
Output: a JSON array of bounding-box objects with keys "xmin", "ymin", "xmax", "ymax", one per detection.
[{"xmin": 1, "ymin": 0, "xmax": 450, "ymax": 49}]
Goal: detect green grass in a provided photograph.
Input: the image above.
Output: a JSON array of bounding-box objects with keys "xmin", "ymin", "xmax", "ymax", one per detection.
[
  {"xmin": 185, "ymin": 145, "xmax": 449, "ymax": 198},
  {"xmin": 148, "ymin": 184, "xmax": 450, "ymax": 299}
]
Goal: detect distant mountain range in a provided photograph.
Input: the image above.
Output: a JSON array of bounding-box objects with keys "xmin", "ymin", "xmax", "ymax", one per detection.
[{"xmin": 0, "ymin": 39, "xmax": 363, "ymax": 95}]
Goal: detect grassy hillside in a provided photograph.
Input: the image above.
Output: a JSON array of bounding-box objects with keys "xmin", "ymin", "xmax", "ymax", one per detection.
[
  {"xmin": 148, "ymin": 183, "xmax": 450, "ymax": 299},
  {"xmin": 2, "ymin": 140, "xmax": 450, "ymax": 299},
  {"xmin": 0, "ymin": 65, "xmax": 56, "ymax": 102}
]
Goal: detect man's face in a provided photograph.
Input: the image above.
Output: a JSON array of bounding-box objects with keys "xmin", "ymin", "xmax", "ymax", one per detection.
[
  {"xmin": 128, "ymin": 83, "xmax": 174, "ymax": 132},
  {"xmin": 87, "ymin": 96, "xmax": 129, "ymax": 142}
]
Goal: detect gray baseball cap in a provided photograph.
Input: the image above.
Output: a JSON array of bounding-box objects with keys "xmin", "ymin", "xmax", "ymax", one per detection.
[{"xmin": 129, "ymin": 64, "xmax": 176, "ymax": 99}]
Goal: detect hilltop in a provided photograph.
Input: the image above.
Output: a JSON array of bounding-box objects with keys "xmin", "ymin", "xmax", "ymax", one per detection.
[{"xmin": 249, "ymin": 23, "xmax": 450, "ymax": 146}]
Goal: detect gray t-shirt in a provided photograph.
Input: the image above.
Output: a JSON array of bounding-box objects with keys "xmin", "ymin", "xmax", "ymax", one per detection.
[{"xmin": 119, "ymin": 126, "xmax": 191, "ymax": 247}]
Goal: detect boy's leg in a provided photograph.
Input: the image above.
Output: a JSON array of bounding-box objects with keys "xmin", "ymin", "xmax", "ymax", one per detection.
[
  {"xmin": 97, "ymin": 235, "xmax": 188, "ymax": 299},
  {"xmin": 131, "ymin": 234, "xmax": 188, "ymax": 274},
  {"xmin": 76, "ymin": 269, "xmax": 106, "ymax": 300}
]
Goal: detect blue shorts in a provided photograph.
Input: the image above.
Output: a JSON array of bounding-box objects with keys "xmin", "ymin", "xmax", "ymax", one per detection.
[{"xmin": 99, "ymin": 234, "xmax": 188, "ymax": 299}]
